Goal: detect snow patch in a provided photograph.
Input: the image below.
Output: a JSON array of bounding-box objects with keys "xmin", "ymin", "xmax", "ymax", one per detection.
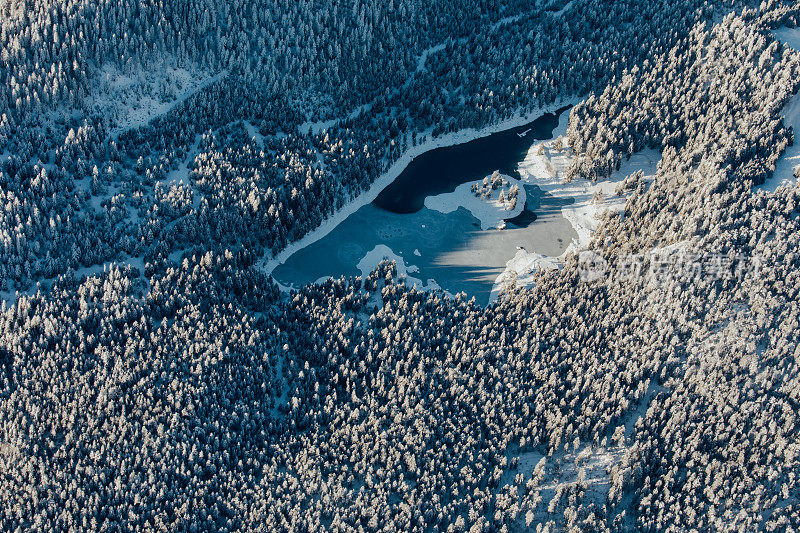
[
  {"xmin": 649, "ymin": 239, "xmax": 690, "ymax": 256},
  {"xmin": 549, "ymin": 0, "xmax": 575, "ymax": 17},
  {"xmin": 357, "ymin": 245, "xmax": 442, "ymax": 293},
  {"xmin": 757, "ymin": 27, "xmax": 800, "ymax": 193},
  {"xmin": 161, "ymin": 134, "xmax": 202, "ymax": 187},
  {"xmin": 424, "ymin": 173, "xmax": 525, "ymax": 230},
  {"xmin": 489, "ymin": 250, "xmax": 561, "ymax": 303},
  {"xmin": 550, "ymin": 102, "xmax": 572, "ymax": 139},
  {"xmin": 519, "ymin": 140, "xmax": 660, "ymax": 253},
  {"xmin": 88, "ymin": 61, "xmax": 226, "ymax": 139},
  {"xmin": 489, "ymin": 0, "xmax": 572, "ymax": 34},
  {"xmin": 496, "ymin": 442, "xmax": 625, "ymax": 530},
  {"xmin": 244, "ymin": 121, "xmax": 266, "ymax": 148},
  {"xmin": 415, "ymin": 43, "xmax": 447, "ymax": 73},
  {"xmin": 298, "ymin": 118, "xmax": 337, "ymax": 136},
  {"xmin": 489, "ymin": 14, "xmax": 524, "ymax": 32}
]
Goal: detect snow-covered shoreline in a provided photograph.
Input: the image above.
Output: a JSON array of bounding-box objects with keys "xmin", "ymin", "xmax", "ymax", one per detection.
[
  {"xmin": 489, "ymin": 113, "xmax": 662, "ymax": 302},
  {"xmin": 264, "ymin": 95, "xmax": 663, "ymax": 306},
  {"xmin": 356, "ymin": 244, "xmax": 445, "ymax": 294},
  {"xmin": 263, "ymin": 97, "xmax": 584, "ymax": 276}
]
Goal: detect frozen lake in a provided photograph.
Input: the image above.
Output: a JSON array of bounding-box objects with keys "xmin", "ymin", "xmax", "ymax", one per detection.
[
  {"xmin": 375, "ymin": 106, "xmax": 570, "ymax": 214},
  {"xmin": 272, "ymin": 107, "xmax": 578, "ymax": 304}
]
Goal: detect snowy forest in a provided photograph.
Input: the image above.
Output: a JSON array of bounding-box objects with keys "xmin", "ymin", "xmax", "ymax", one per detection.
[{"xmin": 2, "ymin": 0, "xmax": 800, "ymax": 530}]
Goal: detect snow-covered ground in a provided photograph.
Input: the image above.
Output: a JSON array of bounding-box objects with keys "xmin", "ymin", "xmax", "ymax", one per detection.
[
  {"xmin": 489, "ymin": 0, "xmax": 572, "ymax": 34},
  {"xmin": 489, "ymin": 250, "xmax": 561, "ymax": 302},
  {"xmin": 262, "ymin": 97, "xmax": 583, "ymax": 277},
  {"xmin": 549, "ymin": 0, "xmax": 575, "ymax": 17},
  {"xmin": 414, "ymin": 43, "xmax": 447, "ymax": 73},
  {"xmin": 297, "ymin": 118, "xmax": 337, "ymax": 136},
  {"xmin": 85, "ymin": 60, "xmax": 226, "ymax": 139},
  {"xmin": 490, "ymin": 111, "xmax": 661, "ymax": 302},
  {"xmin": 39, "ymin": 62, "xmax": 226, "ymax": 283},
  {"xmin": 162, "ymin": 134, "xmax": 203, "ymax": 187},
  {"xmin": 493, "ymin": 378, "xmax": 663, "ymax": 529},
  {"xmin": 757, "ymin": 27, "xmax": 800, "ymax": 193},
  {"xmin": 244, "ymin": 121, "xmax": 266, "ymax": 149},
  {"xmin": 424, "ymin": 173, "xmax": 525, "ymax": 230},
  {"xmin": 489, "ymin": 14, "xmax": 524, "ymax": 32},
  {"xmin": 356, "ymin": 245, "xmax": 444, "ymax": 293},
  {"xmin": 519, "ymin": 141, "xmax": 659, "ymax": 250}
]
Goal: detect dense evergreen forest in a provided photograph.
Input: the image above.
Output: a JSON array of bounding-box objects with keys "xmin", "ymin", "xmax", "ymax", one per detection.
[{"xmin": 1, "ymin": 0, "xmax": 800, "ymax": 530}]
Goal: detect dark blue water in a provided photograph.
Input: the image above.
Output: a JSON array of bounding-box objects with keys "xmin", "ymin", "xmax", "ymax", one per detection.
[{"xmin": 373, "ymin": 106, "xmax": 570, "ymax": 214}]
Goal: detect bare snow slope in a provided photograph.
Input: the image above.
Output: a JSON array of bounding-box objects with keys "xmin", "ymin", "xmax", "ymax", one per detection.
[
  {"xmin": 85, "ymin": 60, "xmax": 226, "ymax": 139},
  {"xmin": 758, "ymin": 27, "xmax": 800, "ymax": 193}
]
